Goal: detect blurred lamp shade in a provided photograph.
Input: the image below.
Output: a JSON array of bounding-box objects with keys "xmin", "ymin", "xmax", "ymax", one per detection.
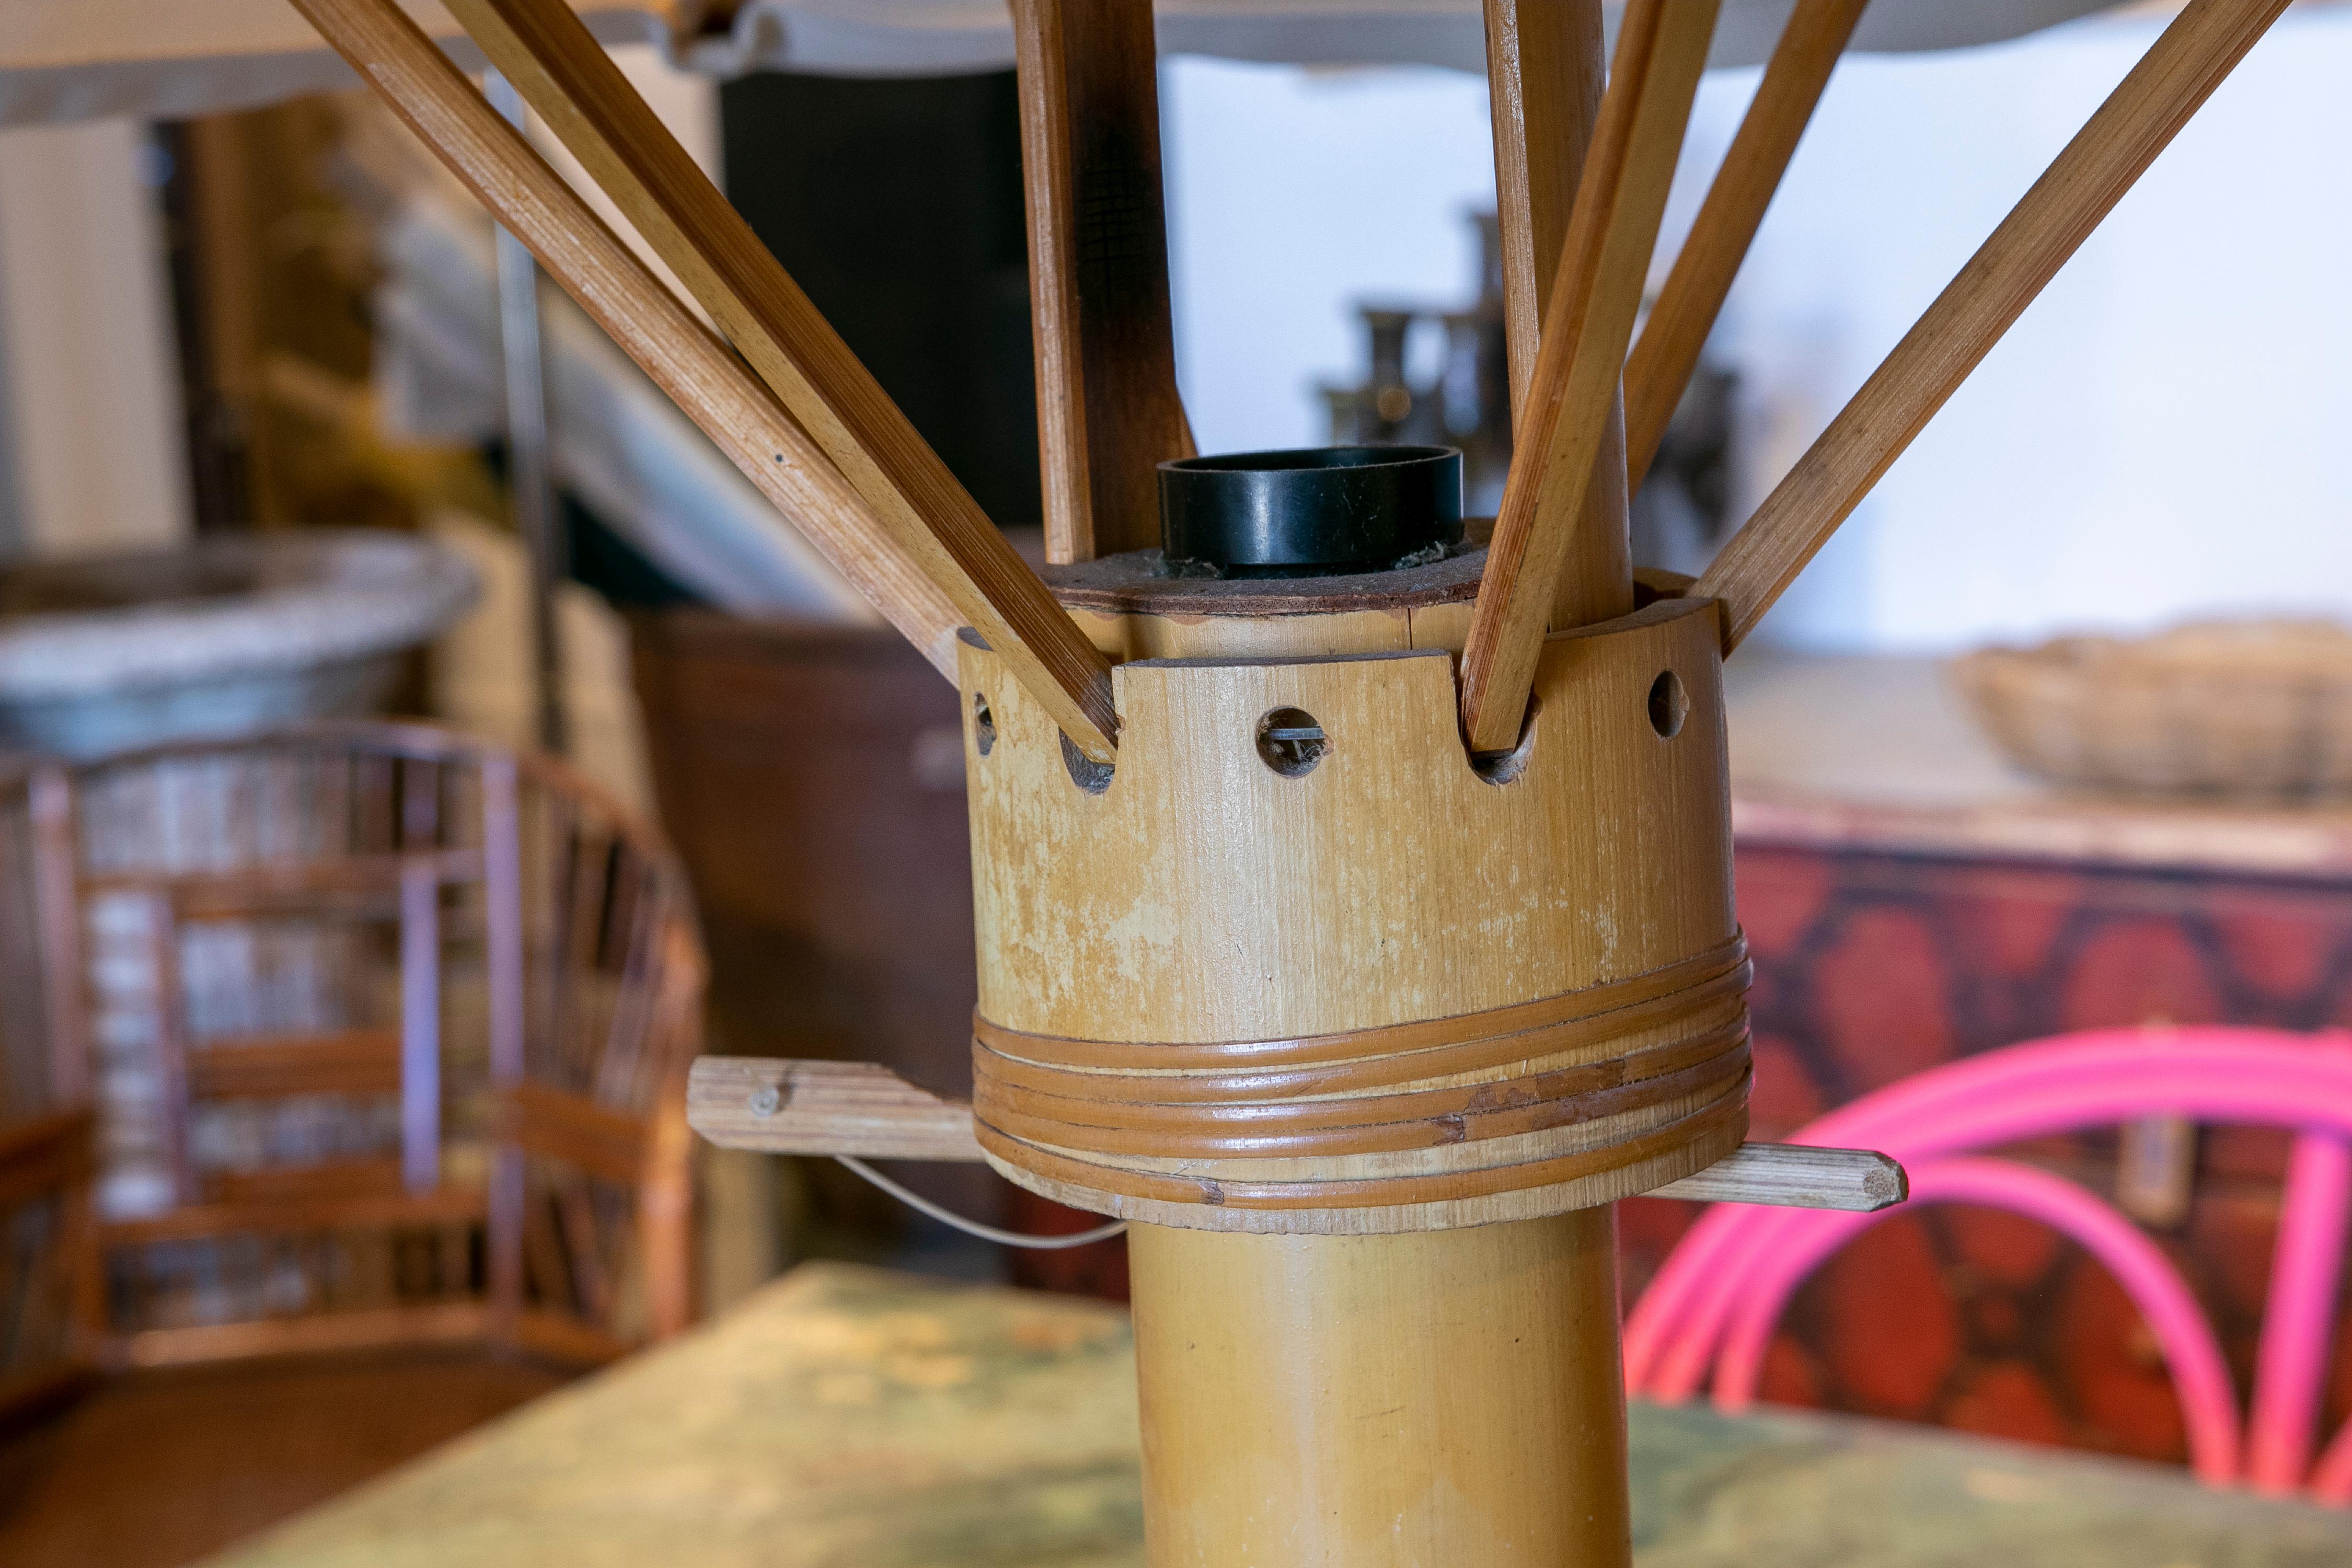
[{"xmin": 3, "ymin": 0, "xmax": 2135, "ymax": 128}]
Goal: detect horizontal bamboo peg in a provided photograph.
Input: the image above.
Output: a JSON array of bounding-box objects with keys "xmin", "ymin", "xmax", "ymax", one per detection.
[
  {"xmin": 687, "ymin": 1057, "xmax": 981, "ymax": 1161},
  {"xmin": 1693, "ymin": 0, "xmax": 2293, "ymax": 654},
  {"xmin": 1622, "ymin": 0, "xmax": 1869, "ymax": 490},
  {"xmin": 1659, "ymin": 1140, "xmax": 1904, "ymax": 1211},
  {"xmin": 308, "ymin": 0, "xmax": 1120, "ymax": 761},
  {"xmin": 686, "ymin": 1056, "xmax": 1906, "ymax": 1213},
  {"xmin": 1458, "ymin": 0, "xmax": 1721, "ymax": 755}
]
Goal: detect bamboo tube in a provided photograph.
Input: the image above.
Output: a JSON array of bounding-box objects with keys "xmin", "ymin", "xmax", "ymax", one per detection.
[
  {"xmin": 1622, "ymin": 0, "xmax": 1869, "ymax": 489},
  {"xmin": 1132, "ymin": 1212, "xmax": 1629, "ymax": 1566},
  {"xmin": 954, "ymin": 554, "xmax": 1748, "ymax": 1560},
  {"xmin": 310, "ymin": 0, "xmax": 1122, "ymax": 760},
  {"xmin": 1011, "ymin": 0, "xmax": 1195, "ymax": 563},
  {"xmin": 1694, "ymin": 0, "xmax": 2293, "ymax": 654},
  {"xmin": 1481, "ymin": 0, "xmax": 1634, "ymax": 636},
  {"xmin": 1458, "ymin": 0, "xmax": 1721, "ymax": 755}
]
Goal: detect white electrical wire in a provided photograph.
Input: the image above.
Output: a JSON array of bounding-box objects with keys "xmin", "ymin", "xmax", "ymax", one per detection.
[{"xmin": 835, "ymin": 1156, "xmax": 1129, "ymax": 1250}]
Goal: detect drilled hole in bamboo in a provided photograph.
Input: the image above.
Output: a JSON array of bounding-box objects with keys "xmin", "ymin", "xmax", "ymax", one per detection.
[
  {"xmin": 1255, "ymin": 708, "xmax": 1328, "ymax": 778},
  {"xmin": 1648, "ymin": 670, "xmax": 1689, "ymax": 739},
  {"xmin": 972, "ymin": 692, "xmax": 997, "ymax": 757}
]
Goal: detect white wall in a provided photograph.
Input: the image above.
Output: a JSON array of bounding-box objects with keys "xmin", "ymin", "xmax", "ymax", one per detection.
[
  {"xmin": 1161, "ymin": 6, "xmax": 2352, "ymax": 653},
  {"xmin": 1163, "ymin": 58, "xmax": 1496, "ymax": 455},
  {"xmin": 1700, "ymin": 4, "xmax": 2352, "ymax": 652},
  {"xmin": 0, "ymin": 117, "xmax": 191, "ymax": 557}
]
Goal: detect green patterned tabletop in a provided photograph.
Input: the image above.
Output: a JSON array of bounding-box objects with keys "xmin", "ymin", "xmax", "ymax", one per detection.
[{"xmin": 205, "ymin": 1263, "xmax": 2352, "ymax": 1568}]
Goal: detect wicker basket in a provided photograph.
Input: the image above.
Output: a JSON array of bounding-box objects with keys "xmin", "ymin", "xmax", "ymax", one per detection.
[{"xmin": 1952, "ymin": 619, "xmax": 2352, "ymax": 799}]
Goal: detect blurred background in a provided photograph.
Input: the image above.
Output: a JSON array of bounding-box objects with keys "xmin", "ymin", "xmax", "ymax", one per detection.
[{"xmin": 2, "ymin": 2, "xmax": 2352, "ymax": 1563}]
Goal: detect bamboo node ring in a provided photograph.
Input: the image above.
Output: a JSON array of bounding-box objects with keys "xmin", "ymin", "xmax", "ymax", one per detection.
[{"xmin": 971, "ymin": 935, "xmax": 1751, "ymax": 1221}]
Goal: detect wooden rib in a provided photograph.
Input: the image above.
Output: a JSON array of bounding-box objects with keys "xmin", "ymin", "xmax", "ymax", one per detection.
[
  {"xmin": 1623, "ymin": 0, "xmax": 1868, "ymax": 489},
  {"xmin": 1012, "ymin": 0, "xmax": 1196, "ymax": 563},
  {"xmin": 97, "ymin": 1189, "xmax": 488, "ymax": 1247},
  {"xmin": 684, "ymin": 1055, "xmax": 1901, "ymax": 1212},
  {"xmin": 1694, "ymin": 0, "xmax": 2293, "ymax": 654},
  {"xmin": 182, "ymin": 1030, "xmax": 402, "ymax": 1099},
  {"xmin": 1482, "ymin": 0, "xmax": 1633, "ymax": 632},
  {"xmin": 443, "ymin": 0, "xmax": 1116, "ymax": 756},
  {"xmin": 1459, "ymin": 0, "xmax": 1722, "ymax": 754},
  {"xmin": 294, "ymin": 0, "xmax": 1121, "ymax": 762},
  {"xmin": 446, "ymin": 0, "xmax": 1119, "ymax": 751},
  {"xmin": 495, "ymin": 1081, "xmax": 651, "ymax": 1185}
]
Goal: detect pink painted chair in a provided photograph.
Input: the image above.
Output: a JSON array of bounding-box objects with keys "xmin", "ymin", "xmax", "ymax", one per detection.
[{"xmin": 1624, "ymin": 1028, "xmax": 2352, "ymax": 1502}]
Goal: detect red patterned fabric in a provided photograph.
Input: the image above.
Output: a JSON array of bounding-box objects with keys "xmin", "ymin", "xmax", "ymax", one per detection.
[{"xmin": 1620, "ymin": 845, "xmax": 2352, "ymax": 1466}]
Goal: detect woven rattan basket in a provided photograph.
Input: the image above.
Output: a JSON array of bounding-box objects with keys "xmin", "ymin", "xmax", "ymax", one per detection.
[{"xmin": 1953, "ymin": 619, "xmax": 2352, "ymax": 799}]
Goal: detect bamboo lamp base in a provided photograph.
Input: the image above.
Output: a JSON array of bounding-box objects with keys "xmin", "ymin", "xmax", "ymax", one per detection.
[
  {"xmin": 954, "ymin": 581, "xmax": 1740, "ymax": 1567},
  {"xmin": 959, "ymin": 592, "xmax": 1745, "ymax": 1236}
]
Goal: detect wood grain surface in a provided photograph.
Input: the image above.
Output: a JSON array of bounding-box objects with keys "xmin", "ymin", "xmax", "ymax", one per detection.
[
  {"xmin": 291, "ymin": 0, "xmax": 953, "ymax": 662},
  {"xmin": 1460, "ymin": 0, "xmax": 1721, "ymax": 754},
  {"xmin": 685, "ymin": 1062, "xmax": 1905, "ymax": 1212},
  {"xmin": 1012, "ymin": 0, "xmax": 1195, "ymax": 564},
  {"xmin": 1693, "ymin": 0, "xmax": 2295, "ymax": 653},
  {"xmin": 431, "ymin": 0, "xmax": 1122, "ymax": 760},
  {"xmin": 1133, "ymin": 1211, "xmax": 1631, "ymax": 1567},
  {"xmin": 1481, "ymin": 0, "xmax": 1632, "ymax": 634},
  {"xmin": 1622, "ymin": 0, "xmax": 1868, "ymax": 488},
  {"xmin": 959, "ymin": 596, "xmax": 1741, "ymax": 1234},
  {"xmin": 688, "ymin": 1056, "xmax": 981, "ymax": 1161},
  {"xmin": 189, "ymin": 1265, "xmax": 2352, "ymax": 1567}
]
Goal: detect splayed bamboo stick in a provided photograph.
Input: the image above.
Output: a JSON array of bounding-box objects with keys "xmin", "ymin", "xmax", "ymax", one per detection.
[
  {"xmin": 1623, "ymin": 0, "xmax": 1869, "ymax": 490},
  {"xmin": 1695, "ymin": 0, "xmax": 2293, "ymax": 654},
  {"xmin": 301, "ymin": 0, "xmax": 1123, "ymax": 761},
  {"xmin": 1458, "ymin": 0, "xmax": 1722, "ymax": 755},
  {"xmin": 1482, "ymin": 0, "xmax": 1633, "ymax": 633}
]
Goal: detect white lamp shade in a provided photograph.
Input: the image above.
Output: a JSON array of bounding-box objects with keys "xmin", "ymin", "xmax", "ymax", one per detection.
[{"xmin": 2, "ymin": 0, "xmax": 2132, "ymax": 126}]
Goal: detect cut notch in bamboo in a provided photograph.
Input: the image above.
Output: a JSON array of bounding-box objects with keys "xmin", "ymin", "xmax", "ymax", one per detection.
[
  {"xmin": 1693, "ymin": 0, "xmax": 2295, "ymax": 655},
  {"xmin": 1622, "ymin": 0, "xmax": 1869, "ymax": 491},
  {"xmin": 308, "ymin": 0, "xmax": 1121, "ymax": 762},
  {"xmin": 1458, "ymin": 0, "xmax": 1722, "ymax": 755}
]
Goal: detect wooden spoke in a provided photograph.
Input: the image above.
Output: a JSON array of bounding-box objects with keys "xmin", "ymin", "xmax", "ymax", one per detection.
[
  {"xmin": 1695, "ymin": 0, "xmax": 2293, "ymax": 654},
  {"xmin": 1459, "ymin": 0, "xmax": 1722, "ymax": 755},
  {"xmin": 1482, "ymin": 0, "xmax": 1606, "ymax": 424},
  {"xmin": 298, "ymin": 0, "xmax": 1122, "ymax": 762},
  {"xmin": 1011, "ymin": 0, "xmax": 1195, "ymax": 564},
  {"xmin": 1623, "ymin": 0, "xmax": 1869, "ymax": 490},
  {"xmin": 1481, "ymin": 0, "xmax": 1633, "ymax": 633},
  {"xmin": 687, "ymin": 1055, "xmax": 1904, "ymax": 1212}
]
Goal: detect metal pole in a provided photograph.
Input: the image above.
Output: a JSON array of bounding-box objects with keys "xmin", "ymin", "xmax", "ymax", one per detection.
[{"xmin": 485, "ymin": 68, "xmax": 568, "ymax": 756}]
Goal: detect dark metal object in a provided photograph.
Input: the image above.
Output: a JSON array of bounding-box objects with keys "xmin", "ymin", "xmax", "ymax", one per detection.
[{"xmin": 1158, "ymin": 445, "xmax": 1463, "ymax": 579}]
